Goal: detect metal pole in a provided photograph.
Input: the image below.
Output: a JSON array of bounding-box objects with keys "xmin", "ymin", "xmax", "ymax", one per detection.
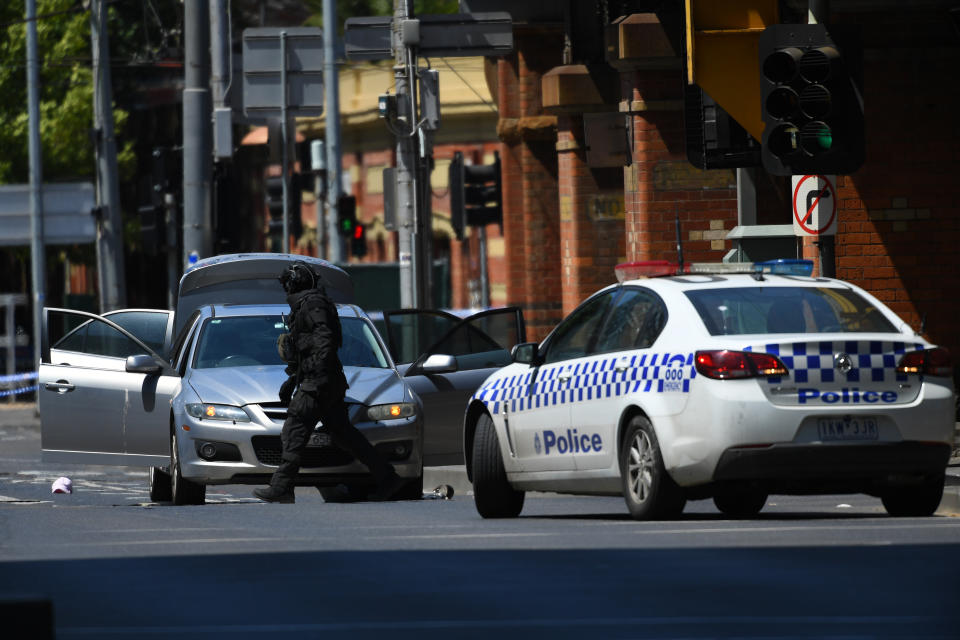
[
  {"xmin": 26, "ymin": 0, "xmax": 45, "ymax": 374},
  {"xmin": 164, "ymin": 192, "xmax": 178, "ymax": 309},
  {"xmin": 183, "ymin": 0, "xmax": 212, "ymax": 269},
  {"xmin": 323, "ymin": 0, "xmax": 344, "ymax": 263},
  {"xmin": 210, "ymin": 0, "xmax": 230, "ymax": 107},
  {"xmin": 478, "ymin": 226, "xmax": 489, "ymax": 308},
  {"xmin": 90, "ymin": 0, "xmax": 126, "ymax": 310},
  {"xmin": 280, "ymin": 32, "xmax": 290, "ymax": 254},
  {"xmin": 808, "ymin": 0, "xmax": 835, "ymax": 278},
  {"xmin": 395, "ymin": 0, "xmax": 418, "ymax": 307}
]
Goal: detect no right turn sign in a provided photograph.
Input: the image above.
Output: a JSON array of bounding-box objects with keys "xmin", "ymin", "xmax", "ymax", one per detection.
[{"xmin": 792, "ymin": 174, "xmax": 838, "ymax": 236}]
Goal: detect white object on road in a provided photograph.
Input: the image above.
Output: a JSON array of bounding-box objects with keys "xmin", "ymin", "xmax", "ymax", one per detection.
[{"xmin": 51, "ymin": 477, "xmax": 72, "ymax": 494}]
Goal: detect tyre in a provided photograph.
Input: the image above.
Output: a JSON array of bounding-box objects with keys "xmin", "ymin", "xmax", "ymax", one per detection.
[
  {"xmin": 394, "ymin": 472, "xmax": 424, "ymax": 501},
  {"xmin": 171, "ymin": 432, "xmax": 206, "ymax": 505},
  {"xmin": 471, "ymin": 414, "xmax": 524, "ymax": 518},
  {"xmin": 713, "ymin": 489, "xmax": 768, "ymax": 518},
  {"xmin": 881, "ymin": 475, "xmax": 944, "ymax": 517},
  {"xmin": 620, "ymin": 415, "xmax": 685, "ymax": 520},
  {"xmin": 148, "ymin": 466, "xmax": 172, "ymax": 502}
]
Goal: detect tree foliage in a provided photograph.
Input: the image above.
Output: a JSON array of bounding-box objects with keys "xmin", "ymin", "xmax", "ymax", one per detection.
[{"xmin": 0, "ymin": 1, "xmax": 138, "ymax": 185}]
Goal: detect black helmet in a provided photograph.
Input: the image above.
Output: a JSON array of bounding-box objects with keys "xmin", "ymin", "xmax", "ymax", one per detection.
[{"xmin": 278, "ymin": 261, "xmax": 317, "ymax": 294}]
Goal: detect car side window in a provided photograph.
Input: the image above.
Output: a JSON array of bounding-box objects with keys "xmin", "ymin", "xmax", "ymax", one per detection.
[
  {"xmin": 542, "ymin": 289, "xmax": 617, "ymax": 364},
  {"xmin": 593, "ymin": 287, "xmax": 667, "ymax": 354},
  {"xmin": 58, "ymin": 319, "xmax": 141, "ymax": 359},
  {"xmin": 106, "ymin": 311, "xmax": 169, "ymax": 354}
]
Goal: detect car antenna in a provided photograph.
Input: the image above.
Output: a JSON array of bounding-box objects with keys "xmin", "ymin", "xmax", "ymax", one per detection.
[{"xmin": 674, "ymin": 204, "xmax": 684, "ymax": 275}]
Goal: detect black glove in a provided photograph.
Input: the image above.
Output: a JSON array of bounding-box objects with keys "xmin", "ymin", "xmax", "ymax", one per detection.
[{"xmin": 279, "ymin": 375, "xmax": 297, "ymax": 406}]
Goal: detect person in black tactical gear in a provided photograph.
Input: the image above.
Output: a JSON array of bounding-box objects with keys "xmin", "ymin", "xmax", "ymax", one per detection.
[{"xmin": 253, "ymin": 261, "xmax": 405, "ymax": 503}]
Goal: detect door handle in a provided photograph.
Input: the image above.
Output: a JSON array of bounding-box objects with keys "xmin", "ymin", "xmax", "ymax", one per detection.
[
  {"xmin": 45, "ymin": 381, "xmax": 75, "ymax": 394},
  {"xmin": 558, "ymin": 373, "xmax": 572, "ymax": 383}
]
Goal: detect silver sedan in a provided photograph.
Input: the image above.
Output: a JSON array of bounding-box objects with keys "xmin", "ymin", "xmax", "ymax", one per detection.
[{"xmin": 39, "ymin": 303, "xmax": 423, "ymax": 504}]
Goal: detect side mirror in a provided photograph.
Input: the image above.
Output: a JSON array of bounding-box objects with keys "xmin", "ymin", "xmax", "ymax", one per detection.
[
  {"xmin": 126, "ymin": 354, "xmax": 162, "ymax": 375},
  {"xmin": 418, "ymin": 354, "xmax": 457, "ymax": 374},
  {"xmin": 510, "ymin": 342, "xmax": 539, "ymax": 365}
]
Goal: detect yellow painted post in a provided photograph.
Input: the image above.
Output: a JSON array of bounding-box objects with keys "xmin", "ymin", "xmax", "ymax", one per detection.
[{"xmin": 684, "ymin": 0, "xmax": 779, "ymax": 142}]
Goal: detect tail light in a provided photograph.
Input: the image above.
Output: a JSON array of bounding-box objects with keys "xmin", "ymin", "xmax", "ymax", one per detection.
[
  {"xmin": 695, "ymin": 350, "xmax": 788, "ymax": 380},
  {"xmin": 897, "ymin": 348, "xmax": 953, "ymax": 377}
]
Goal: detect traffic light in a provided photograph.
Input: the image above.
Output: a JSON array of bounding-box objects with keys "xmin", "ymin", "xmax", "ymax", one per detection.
[
  {"xmin": 350, "ymin": 222, "xmax": 367, "ymax": 258},
  {"xmin": 337, "ymin": 194, "xmax": 357, "ymax": 236},
  {"xmin": 264, "ymin": 174, "xmax": 302, "ymax": 243},
  {"xmin": 449, "ymin": 151, "xmax": 502, "ymax": 241},
  {"xmin": 759, "ymin": 24, "xmax": 864, "ymax": 176}
]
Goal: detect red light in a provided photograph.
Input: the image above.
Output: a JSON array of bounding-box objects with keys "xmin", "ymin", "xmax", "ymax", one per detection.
[
  {"xmin": 353, "ymin": 224, "xmax": 364, "ymax": 240},
  {"xmin": 897, "ymin": 348, "xmax": 952, "ymax": 377},
  {"xmin": 614, "ymin": 261, "xmax": 682, "ymax": 282},
  {"xmin": 695, "ymin": 350, "xmax": 788, "ymax": 380}
]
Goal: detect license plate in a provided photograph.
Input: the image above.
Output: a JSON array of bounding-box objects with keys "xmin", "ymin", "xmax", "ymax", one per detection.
[
  {"xmin": 816, "ymin": 417, "xmax": 878, "ymax": 441},
  {"xmin": 307, "ymin": 431, "xmax": 331, "ymax": 447}
]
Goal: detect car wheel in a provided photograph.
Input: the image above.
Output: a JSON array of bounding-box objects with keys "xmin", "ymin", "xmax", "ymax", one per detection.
[
  {"xmin": 148, "ymin": 466, "xmax": 172, "ymax": 502},
  {"xmin": 881, "ymin": 475, "xmax": 944, "ymax": 517},
  {"xmin": 713, "ymin": 489, "xmax": 768, "ymax": 518},
  {"xmin": 170, "ymin": 431, "xmax": 206, "ymax": 506},
  {"xmin": 620, "ymin": 415, "xmax": 686, "ymax": 520},
  {"xmin": 471, "ymin": 413, "xmax": 524, "ymax": 518},
  {"xmin": 394, "ymin": 472, "xmax": 424, "ymax": 501}
]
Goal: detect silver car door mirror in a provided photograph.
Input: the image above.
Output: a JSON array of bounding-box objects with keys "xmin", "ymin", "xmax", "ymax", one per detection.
[
  {"xmin": 419, "ymin": 354, "xmax": 457, "ymax": 374},
  {"xmin": 126, "ymin": 354, "xmax": 163, "ymax": 375}
]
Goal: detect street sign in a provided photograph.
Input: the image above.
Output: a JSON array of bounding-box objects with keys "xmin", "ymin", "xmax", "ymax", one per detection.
[
  {"xmin": 0, "ymin": 182, "xmax": 96, "ymax": 246},
  {"xmin": 344, "ymin": 12, "xmax": 513, "ymax": 61},
  {"xmin": 792, "ymin": 174, "xmax": 838, "ymax": 236},
  {"xmin": 242, "ymin": 27, "xmax": 324, "ymax": 117}
]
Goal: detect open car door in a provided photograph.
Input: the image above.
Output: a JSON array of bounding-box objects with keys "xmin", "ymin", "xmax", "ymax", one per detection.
[
  {"xmin": 380, "ymin": 307, "xmax": 525, "ymax": 466},
  {"xmin": 39, "ymin": 308, "xmax": 177, "ymax": 467}
]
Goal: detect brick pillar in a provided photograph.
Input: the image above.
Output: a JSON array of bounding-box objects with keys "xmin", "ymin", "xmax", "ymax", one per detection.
[
  {"xmin": 497, "ymin": 29, "xmax": 563, "ymax": 341},
  {"xmin": 556, "ymin": 114, "xmax": 625, "ymax": 314},
  {"xmin": 621, "ymin": 70, "xmax": 737, "ymax": 264}
]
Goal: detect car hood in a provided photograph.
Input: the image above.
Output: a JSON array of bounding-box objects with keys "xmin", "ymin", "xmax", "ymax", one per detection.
[{"xmin": 186, "ymin": 365, "xmax": 411, "ymax": 407}]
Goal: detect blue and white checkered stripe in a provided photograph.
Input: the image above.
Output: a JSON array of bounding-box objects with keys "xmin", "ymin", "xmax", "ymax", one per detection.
[
  {"xmin": 474, "ymin": 352, "xmax": 695, "ymax": 415},
  {"xmin": 743, "ymin": 341, "xmax": 924, "ymax": 385}
]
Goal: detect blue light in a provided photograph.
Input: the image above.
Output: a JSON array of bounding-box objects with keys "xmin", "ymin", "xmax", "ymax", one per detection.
[{"xmin": 754, "ymin": 259, "xmax": 814, "ymax": 277}]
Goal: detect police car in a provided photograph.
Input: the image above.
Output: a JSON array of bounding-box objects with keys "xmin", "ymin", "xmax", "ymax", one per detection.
[{"xmin": 463, "ymin": 260, "xmax": 956, "ymax": 519}]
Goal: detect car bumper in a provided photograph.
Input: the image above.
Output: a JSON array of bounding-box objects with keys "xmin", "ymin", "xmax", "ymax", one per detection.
[
  {"xmin": 175, "ymin": 413, "xmax": 423, "ymax": 486},
  {"xmin": 660, "ymin": 376, "xmax": 955, "ymax": 488},
  {"xmin": 712, "ymin": 441, "xmax": 951, "ymax": 494}
]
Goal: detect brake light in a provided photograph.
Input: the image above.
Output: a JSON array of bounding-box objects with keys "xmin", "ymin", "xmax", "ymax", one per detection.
[
  {"xmin": 897, "ymin": 348, "xmax": 953, "ymax": 377},
  {"xmin": 695, "ymin": 350, "xmax": 788, "ymax": 380}
]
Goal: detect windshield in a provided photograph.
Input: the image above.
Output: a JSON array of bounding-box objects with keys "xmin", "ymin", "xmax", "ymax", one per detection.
[
  {"xmin": 684, "ymin": 286, "xmax": 898, "ymax": 336},
  {"xmin": 192, "ymin": 315, "xmax": 390, "ymax": 369}
]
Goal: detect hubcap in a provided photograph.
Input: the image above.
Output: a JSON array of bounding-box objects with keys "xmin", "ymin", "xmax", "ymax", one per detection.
[{"xmin": 628, "ymin": 430, "xmax": 654, "ymax": 503}]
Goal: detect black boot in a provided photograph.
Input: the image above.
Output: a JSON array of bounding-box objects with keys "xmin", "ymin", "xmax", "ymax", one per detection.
[
  {"xmin": 253, "ymin": 459, "xmax": 298, "ymax": 503},
  {"xmin": 369, "ymin": 468, "xmax": 407, "ymax": 502}
]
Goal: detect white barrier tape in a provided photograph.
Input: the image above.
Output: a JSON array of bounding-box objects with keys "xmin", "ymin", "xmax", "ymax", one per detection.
[
  {"xmin": 0, "ymin": 385, "xmax": 37, "ymax": 398},
  {"xmin": 0, "ymin": 371, "xmax": 38, "ymax": 384}
]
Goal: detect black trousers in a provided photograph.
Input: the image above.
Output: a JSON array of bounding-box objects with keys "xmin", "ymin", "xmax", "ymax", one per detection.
[{"xmin": 279, "ymin": 386, "xmax": 392, "ymax": 483}]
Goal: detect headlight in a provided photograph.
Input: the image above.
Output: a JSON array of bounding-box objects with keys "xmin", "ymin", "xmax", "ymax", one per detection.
[
  {"xmin": 366, "ymin": 402, "xmax": 417, "ymax": 421},
  {"xmin": 185, "ymin": 403, "xmax": 251, "ymax": 422}
]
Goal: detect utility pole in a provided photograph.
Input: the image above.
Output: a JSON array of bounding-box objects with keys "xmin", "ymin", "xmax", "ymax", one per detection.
[
  {"xmin": 808, "ymin": 0, "xmax": 835, "ymax": 278},
  {"xmin": 183, "ymin": 0, "xmax": 213, "ymax": 268},
  {"xmin": 394, "ymin": 0, "xmax": 423, "ymax": 308},
  {"xmin": 323, "ymin": 0, "xmax": 344, "ymax": 263},
  {"xmin": 90, "ymin": 0, "xmax": 126, "ymax": 310},
  {"xmin": 25, "ymin": 0, "xmax": 44, "ymax": 372}
]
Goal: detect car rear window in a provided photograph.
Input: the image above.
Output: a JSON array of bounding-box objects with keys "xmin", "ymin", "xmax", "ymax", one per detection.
[{"xmin": 684, "ymin": 286, "xmax": 898, "ymax": 336}]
